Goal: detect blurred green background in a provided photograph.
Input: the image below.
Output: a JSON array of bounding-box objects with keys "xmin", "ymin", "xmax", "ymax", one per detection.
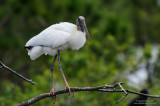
[{"xmin": 0, "ymin": 0, "xmax": 160, "ymax": 106}]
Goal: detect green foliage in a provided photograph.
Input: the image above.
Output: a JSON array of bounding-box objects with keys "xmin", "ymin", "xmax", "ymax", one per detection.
[{"xmin": 0, "ymin": 0, "xmax": 160, "ymax": 106}]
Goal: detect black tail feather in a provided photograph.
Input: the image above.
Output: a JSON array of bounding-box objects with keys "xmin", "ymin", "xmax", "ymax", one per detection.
[{"xmin": 24, "ymin": 46, "xmax": 33, "ymax": 50}]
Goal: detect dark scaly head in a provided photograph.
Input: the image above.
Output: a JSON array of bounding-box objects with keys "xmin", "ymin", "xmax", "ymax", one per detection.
[{"xmin": 76, "ymin": 16, "xmax": 91, "ymax": 41}]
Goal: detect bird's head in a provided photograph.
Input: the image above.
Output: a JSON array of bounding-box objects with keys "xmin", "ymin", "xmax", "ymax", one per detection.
[{"xmin": 77, "ymin": 16, "xmax": 91, "ymax": 41}]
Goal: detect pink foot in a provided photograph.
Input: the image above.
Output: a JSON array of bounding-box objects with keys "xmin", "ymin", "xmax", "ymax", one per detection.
[
  {"xmin": 49, "ymin": 89, "xmax": 57, "ymax": 104},
  {"xmin": 50, "ymin": 89, "xmax": 54, "ymax": 95},
  {"xmin": 65, "ymin": 85, "xmax": 71, "ymax": 95}
]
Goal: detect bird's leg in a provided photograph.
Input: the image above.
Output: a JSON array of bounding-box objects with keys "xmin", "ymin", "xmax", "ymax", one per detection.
[
  {"xmin": 57, "ymin": 50, "xmax": 71, "ymax": 95},
  {"xmin": 50, "ymin": 55, "xmax": 57, "ymax": 103}
]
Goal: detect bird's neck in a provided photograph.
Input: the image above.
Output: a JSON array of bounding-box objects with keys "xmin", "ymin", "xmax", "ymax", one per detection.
[
  {"xmin": 77, "ymin": 25, "xmax": 81, "ymax": 31},
  {"xmin": 76, "ymin": 21, "xmax": 84, "ymax": 32}
]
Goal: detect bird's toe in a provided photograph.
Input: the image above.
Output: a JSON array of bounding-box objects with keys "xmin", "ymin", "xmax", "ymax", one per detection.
[
  {"xmin": 49, "ymin": 89, "xmax": 55, "ymax": 96},
  {"xmin": 65, "ymin": 86, "xmax": 71, "ymax": 96},
  {"xmin": 49, "ymin": 89, "xmax": 57, "ymax": 104}
]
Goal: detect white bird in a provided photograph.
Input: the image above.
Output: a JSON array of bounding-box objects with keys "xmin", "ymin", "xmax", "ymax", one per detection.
[{"xmin": 25, "ymin": 16, "xmax": 90, "ymax": 100}]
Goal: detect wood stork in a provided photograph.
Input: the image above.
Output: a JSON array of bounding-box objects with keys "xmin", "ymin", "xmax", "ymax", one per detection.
[{"xmin": 24, "ymin": 16, "xmax": 90, "ymax": 100}]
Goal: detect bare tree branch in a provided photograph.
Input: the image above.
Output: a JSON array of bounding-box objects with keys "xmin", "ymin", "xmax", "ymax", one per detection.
[
  {"xmin": 0, "ymin": 61, "xmax": 36, "ymax": 85},
  {"xmin": 1, "ymin": 60, "xmax": 160, "ymax": 105},
  {"xmin": 115, "ymin": 83, "xmax": 128, "ymax": 104},
  {"xmin": 18, "ymin": 83, "xmax": 160, "ymax": 106}
]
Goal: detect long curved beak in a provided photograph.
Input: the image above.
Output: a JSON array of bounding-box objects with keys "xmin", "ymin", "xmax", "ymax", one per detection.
[{"xmin": 83, "ymin": 21, "xmax": 91, "ymax": 41}]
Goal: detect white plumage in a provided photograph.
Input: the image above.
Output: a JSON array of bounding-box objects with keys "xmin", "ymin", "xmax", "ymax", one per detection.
[
  {"xmin": 25, "ymin": 16, "xmax": 90, "ymax": 98},
  {"xmin": 25, "ymin": 22, "xmax": 86, "ymax": 60}
]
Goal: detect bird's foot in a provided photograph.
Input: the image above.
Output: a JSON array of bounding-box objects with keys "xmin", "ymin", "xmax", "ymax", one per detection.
[
  {"xmin": 49, "ymin": 89, "xmax": 55, "ymax": 95},
  {"xmin": 49, "ymin": 89, "xmax": 57, "ymax": 104},
  {"xmin": 65, "ymin": 85, "xmax": 71, "ymax": 96}
]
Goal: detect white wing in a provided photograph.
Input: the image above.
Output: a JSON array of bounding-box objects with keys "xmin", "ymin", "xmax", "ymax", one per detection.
[
  {"xmin": 26, "ymin": 22, "xmax": 76, "ymax": 48},
  {"xmin": 25, "ymin": 22, "xmax": 76, "ymax": 60},
  {"xmin": 26, "ymin": 29, "xmax": 71, "ymax": 48}
]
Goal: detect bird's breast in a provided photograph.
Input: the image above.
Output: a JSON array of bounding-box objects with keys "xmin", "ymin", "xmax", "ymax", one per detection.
[{"xmin": 69, "ymin": 31, "xmax": 86, "ymax": 50}]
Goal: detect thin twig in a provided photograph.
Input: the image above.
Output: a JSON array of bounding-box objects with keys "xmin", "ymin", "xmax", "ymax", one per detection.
[
  {"xmin": 118, "ymin": 83, "xmax": 127, "ymax": 94},
  {"xmin": 0, "ymin": 61, "xmax": 36, "ymax": 85},
  {"xmin": 115, "ymin": 83, "xmax": 128, "ymax": 104},
  {"xmin": 116, "ymin": 93, "xmax": 128, "ymax": 104},
  {"xmin": 18, "ymin": 83, "xmax": 160, "ymax": 106},
  {"xmin": 98, "ymin": 89, "xmax": 160, "ymax": 98}
]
